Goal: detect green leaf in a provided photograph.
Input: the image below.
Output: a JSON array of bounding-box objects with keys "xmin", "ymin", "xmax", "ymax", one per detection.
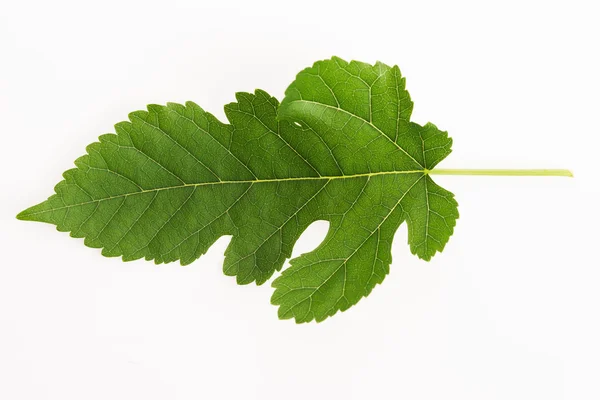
[
  {"xmin": 18, "ymin": 57, "xmax": 458, "ymax": 323},
  {"xmin": 273, "ymin": 57, "xmax": 458, "ymax": 321}
]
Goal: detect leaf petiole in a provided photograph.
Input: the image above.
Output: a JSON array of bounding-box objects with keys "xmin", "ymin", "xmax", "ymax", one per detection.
[{"xmin": 427, "ymin": 169, "xmax": 573, "ymax": 177}]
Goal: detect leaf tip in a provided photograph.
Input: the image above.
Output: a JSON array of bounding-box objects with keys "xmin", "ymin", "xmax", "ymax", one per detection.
[
  {"xmin": 16, "ymin": 209, "xmax": 30, "ymax": 221},
  {"xmin": 16, "ymin": 204, "xmax": 38, "ymax": 222}
]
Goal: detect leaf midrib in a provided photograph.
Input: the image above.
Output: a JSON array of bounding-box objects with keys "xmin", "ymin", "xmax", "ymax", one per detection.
[{"xmin": 20, "ymin": 170, "xmax": 425, "ymax": 217}]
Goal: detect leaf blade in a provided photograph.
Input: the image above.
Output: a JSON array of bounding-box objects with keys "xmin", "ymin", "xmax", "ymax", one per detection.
[{"xmin": 20, "ymin": 58, "xmax": 459, "ymax": 323}]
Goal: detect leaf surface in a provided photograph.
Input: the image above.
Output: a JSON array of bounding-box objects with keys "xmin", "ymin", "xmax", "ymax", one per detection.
[
  {"xmin": 19, "ymin": 57, "xmax": 458, "ymax": 322},
  {"xmin": 274, "ymin": 57, "xmax": 458, "ymax": 321}
]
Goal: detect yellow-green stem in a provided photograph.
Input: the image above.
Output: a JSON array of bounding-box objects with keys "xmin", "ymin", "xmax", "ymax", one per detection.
[{"xmin": 427, "ymin": 169, "xmax": 573, "ymax": 177}]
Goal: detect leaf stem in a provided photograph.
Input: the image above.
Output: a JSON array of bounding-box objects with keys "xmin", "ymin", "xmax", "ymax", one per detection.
[{"xmin": 427, "ymin": 169, "xmax": 573, "ymax": 177}]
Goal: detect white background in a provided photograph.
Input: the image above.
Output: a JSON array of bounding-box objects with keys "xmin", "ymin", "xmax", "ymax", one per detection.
[{"xmin": 1, "ymin": 1, "xmax": 598, "ymax": 399}]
